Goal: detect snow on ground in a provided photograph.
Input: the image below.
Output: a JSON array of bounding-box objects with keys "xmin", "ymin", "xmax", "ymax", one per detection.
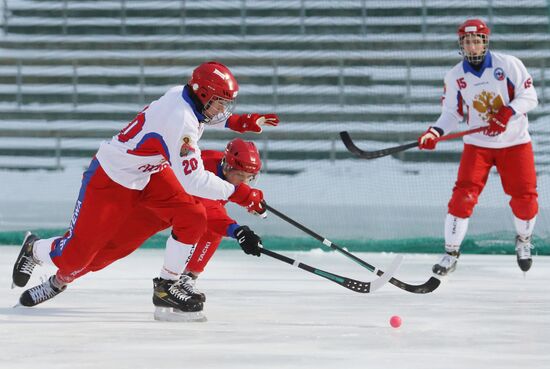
[{"xmin": 0, "ymin": 248, "xmax": 549, "ymax": 369}]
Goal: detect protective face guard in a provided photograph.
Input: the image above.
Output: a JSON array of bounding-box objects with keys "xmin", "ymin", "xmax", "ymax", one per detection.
[
  {"xmin": 202, "ymin": 96, "xmax": 236, "ymax": 125},
  {"xmin": 222, "ymin": 162, "xmax": 259, "ymax": 186},
  {"xmin": 459, "ymin": 33, "xmax": 489, "ymax": 65}
]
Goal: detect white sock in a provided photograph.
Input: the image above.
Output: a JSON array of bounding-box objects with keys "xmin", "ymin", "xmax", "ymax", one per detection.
[
  {"xmin": 159, "ymin": 236, "xmax": 196, "ymax": 281},
  {"xmin": 33, "ymin": 237, "xmax": 58, "ymax": 266},
  {"xmin": 444, "ymin": 214, "xmax": 469, "ymax": 253},
  {"xmin": 513, "ymin": 215, "xmax": 536, "ymax": 240}
]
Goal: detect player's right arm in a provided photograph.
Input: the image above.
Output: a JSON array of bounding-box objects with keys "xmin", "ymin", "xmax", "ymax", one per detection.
[
  {"xmin": 433, "ymin": 69, "xmax": 464, "ymax": 134},
  {"xmin": 418, "ymin": 69, "xmax": 463, "ymax": 150},
  {"xmin": 160, "ymin": 113, "xmax": 264, "ymax": 215}
]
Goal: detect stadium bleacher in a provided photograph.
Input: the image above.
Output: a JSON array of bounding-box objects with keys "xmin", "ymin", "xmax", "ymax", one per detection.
[{"xmin": 0, "ymin": 0, "xmax": 549, "ymax": 171}]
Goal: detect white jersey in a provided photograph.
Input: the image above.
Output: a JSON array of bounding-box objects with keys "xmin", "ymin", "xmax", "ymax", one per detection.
[
  {"xmin": 434, "ymin": 51, "xmax": 538, "ymax": 148},
  {"xmin": 96, "ymin": 85, "xmax": 235, "ymax": 200}
]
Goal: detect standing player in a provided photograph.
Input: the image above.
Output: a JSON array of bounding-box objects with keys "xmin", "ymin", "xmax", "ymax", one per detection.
[
  {"xmin": 12, "ymin": 61, "xmax": 279, "ymax": 312},
  {"xmin": 418, "ymin": 19, "xmax": 538, "ymax": 275}
]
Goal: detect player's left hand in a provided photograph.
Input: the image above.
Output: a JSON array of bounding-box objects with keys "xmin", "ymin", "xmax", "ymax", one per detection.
[
  {"xmin": 486, "ymin": 106, "xmax": 514, "ymax": 135},
  {"xmin": 418, "ymin": 126, "xmax": 443, "ymax": 150},
  {"xmin": 227, "ymin": 113, "xmax": 280, "ymax": 133},
  {"xmin": 234, "ymin": 225, "xmax": 262, "ymax": 257}
]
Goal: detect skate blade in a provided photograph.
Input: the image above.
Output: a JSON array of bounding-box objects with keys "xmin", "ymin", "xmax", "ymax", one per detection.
[{"xmin": 153, "ymin": 307, "xmax": 207, "ymax": 322}]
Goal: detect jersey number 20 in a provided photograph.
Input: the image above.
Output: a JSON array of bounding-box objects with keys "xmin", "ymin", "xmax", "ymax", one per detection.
[{"xmin": 182, "ymin": 158, "xmax": 198, "ymax": 175}]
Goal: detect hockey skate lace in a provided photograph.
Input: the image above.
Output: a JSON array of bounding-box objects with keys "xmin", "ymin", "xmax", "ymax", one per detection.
[
  {"xmin": 20, "ymin": 256, "xmax": 37, "ymax": 275},
  {"xmin": 28, "ymin": 277, "xmax": 58, "ymax": 304},
  {"xmin": 169, "ymin": 280, "xmax": 193, "ymax": 302},
  {"xmin": 180, "ymin": 276, "xmax": 202, "ymax": 296},
  {"xmin": 516, "ymin": 243, "xmax": 533, "ymax": 259}
]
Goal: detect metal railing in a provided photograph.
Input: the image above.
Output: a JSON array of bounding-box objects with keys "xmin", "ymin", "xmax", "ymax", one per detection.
[
  {"xmin": 8, "ymin": 57, "xmax": 549, "ymax": 111},
  {"xmin": 0, "ymin": 131, "xmax": 344, "ymax": 171},
  {"xmin": 1, "ymin": 0, "xmax": 549, "ymax": 171},
  {"xmin": 5, "ymin": 0, "xmax": 549, "ymax": 38},
  {"xmin": 1, "ymin": 0, "xmax": 7, "ymax": 33}
]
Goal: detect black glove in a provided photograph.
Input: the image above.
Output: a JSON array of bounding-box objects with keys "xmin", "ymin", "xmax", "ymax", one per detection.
[{"xmin": 234, "ymin": 225, "xmax": 262, "ymax": 257}]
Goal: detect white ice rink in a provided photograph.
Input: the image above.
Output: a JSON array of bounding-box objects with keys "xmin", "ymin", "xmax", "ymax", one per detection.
[{"xmin": 1, "ymin": 247, "xmax": 549, "ymax": 369}]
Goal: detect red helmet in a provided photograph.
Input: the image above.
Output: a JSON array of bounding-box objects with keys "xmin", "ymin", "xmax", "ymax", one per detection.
[
  {"xmin": 224, "ymin": 138, "xmax": 262, "ymax": 174},
  {"xmin": 457, "ymin": 19, "xmax": 490, "ymax": 38},
  {"xmin": 457, "ymin": 19, "xmax": 490, "ymax": 65},
  {"xmin": 188, "ymin": 61, "xmax": 239, "ymax": 124}
]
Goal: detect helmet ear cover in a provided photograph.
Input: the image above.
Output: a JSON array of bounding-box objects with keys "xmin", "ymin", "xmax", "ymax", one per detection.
[{"xmin": 192, "ymin": 84, "xmax": 211, "ymax": 105}]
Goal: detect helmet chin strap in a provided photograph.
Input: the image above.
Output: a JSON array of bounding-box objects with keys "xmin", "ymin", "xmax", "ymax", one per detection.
[{"xmin": 188, "ymin": 88, "xmax": 204, "ymax": 110}]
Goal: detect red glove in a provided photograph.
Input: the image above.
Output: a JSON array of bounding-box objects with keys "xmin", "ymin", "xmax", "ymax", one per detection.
[
  {"xmin": 418, "ymin": 126, "xmax": 443, "ymax": 150},
  {"xmin": 226, "ymin": 113, "xmax": 280, "ymax": 133},
  {"xmin": 486, "ymin": 106, "xmax": 514, "ymax": 135},
  {"xmin": 229, "ymin": 183, "xmax": 266, "ymax": 217}
]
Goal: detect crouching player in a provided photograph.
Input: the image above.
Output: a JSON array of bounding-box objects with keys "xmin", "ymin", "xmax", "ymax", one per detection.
[{"xmin": 155, "ymin": 138, "xmax": 266, "ymax": 321}]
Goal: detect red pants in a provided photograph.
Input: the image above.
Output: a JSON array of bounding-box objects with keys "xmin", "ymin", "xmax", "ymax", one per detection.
[
  {"xmin": 185, "ymin": 201, "xmax": 235, "ymax": 274},
  {"xmin": 448, "ymin": 142, "xmax": 538, "ymax": 220},
  {"xmin": 50, "ymin": 159, "xmax": 207, "ymax": 283},
  {"xmin": 76, "ymin": 188, "xmax": 234, "ymax": 278},
  {"xmin": 184, "ymin": 229, "xmax": 223, "ymax": 275}
]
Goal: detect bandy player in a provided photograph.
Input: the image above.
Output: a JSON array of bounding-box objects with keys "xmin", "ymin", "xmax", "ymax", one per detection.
[
  {"xmin": 12, "ymin": 61, "xmax": 279, "ymax": 314},
  {"xmin": 418, "ymin": 19, "xmax": 538, "ymax": 275},
  {"xmin": 49, "ymin": 138, "xmax": 266, "ymax": 322}
]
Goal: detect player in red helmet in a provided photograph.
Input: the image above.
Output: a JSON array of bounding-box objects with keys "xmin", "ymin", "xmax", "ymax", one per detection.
[
  {"xmin": 29, "ymin": 138, "xmax": 265, "ymax": 321},
  {"xmin": 457, "ymin": 19, "xmax": 490, "ymax": 65},
  {"xmin": 418, "ymin": 19, "xmax": 539, "ymax": 275},
  {"xmin": 12, "ymin": 62, "xmax": 279, "ymax": 317},
  {"xmin": 179, "ymin": 138, "xmax": 266, "ymax": 320},
  {"xmin": 89, "ymin": 138, "xmax": 265, "ymax": 321},
  {"xmin": 188, "ymin": 61, "xmax": 279, "ymax": 131}
]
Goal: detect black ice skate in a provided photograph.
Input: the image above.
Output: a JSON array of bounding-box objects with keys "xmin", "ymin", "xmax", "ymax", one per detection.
[
  {"xmin": 432, "ymin": 251, "xmax": 460, "ymax": 276},
  {"xmin": 152, "ymin": 277, "xmax": 206, "ymax": 322},
  {"xmin": 18, "ymin": 275, "xmax": 67, "ymax": 307},
  {"xmin": 12, "ymin": 231, "xmax": 40, "ymax": 288},
  {"xmin": 515, "ymin": 235, "xmax": 533, "ymax": 272}
]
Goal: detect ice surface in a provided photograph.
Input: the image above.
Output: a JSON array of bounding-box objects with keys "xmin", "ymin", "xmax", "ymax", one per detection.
[{"xmin": 1, "ymin": 247, "xmax": 549, "ymax": 369}]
